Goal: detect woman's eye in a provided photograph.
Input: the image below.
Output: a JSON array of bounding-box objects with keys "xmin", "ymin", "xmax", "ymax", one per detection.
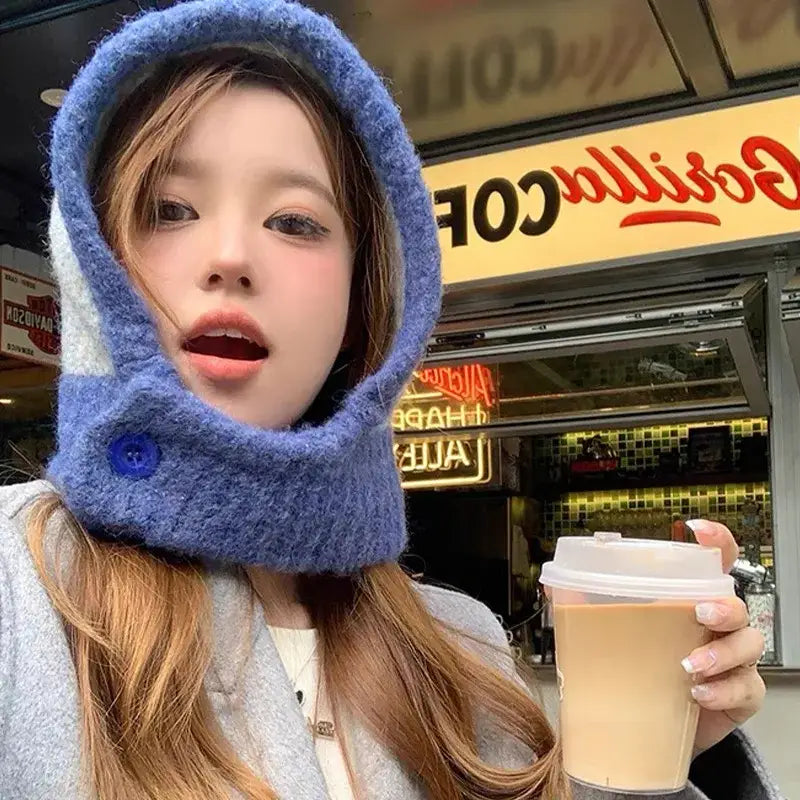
[
  {"xmin": 155, "ymin": 201, "xmax": 196, "ymax": 224},
  {"xmin": 266, "ymin": 213, "xmax": 329, "ymax": 240}
]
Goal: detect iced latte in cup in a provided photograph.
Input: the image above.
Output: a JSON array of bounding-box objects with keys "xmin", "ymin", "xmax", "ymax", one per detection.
[{"xmin": 540, "ymin": 532, "xmax": 735, "ymax": 794}]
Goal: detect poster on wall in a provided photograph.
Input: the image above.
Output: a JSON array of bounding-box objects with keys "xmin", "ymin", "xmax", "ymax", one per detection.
[{"xmin": 0, "ymin": 267, "xmax": 59, "ymax": 366}]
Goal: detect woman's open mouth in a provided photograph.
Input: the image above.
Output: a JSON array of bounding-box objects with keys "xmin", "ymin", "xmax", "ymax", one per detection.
[
  {"xmin": 182, "ymin": 318, "xmax": 270, "ymax": 382},
  {"xmin": 184, "ymin": 330, "xmax": 268, "ymax": 361}
]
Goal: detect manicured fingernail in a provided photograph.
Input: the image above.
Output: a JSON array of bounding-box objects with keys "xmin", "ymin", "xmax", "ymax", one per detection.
[
  {"xmin": 685, "ymin": 520, "xmax": 703, "ymax": 533},
  {"xmin": 696, "ymin": 603, "xmax": 728, "ymax": 624},
  {"xmin": 682, "ymin": 649, "xmax": 717, "ymax": 674},
  {"xmin": 691, "ymin": 684, "xmax": 715, "ymax": 701}
]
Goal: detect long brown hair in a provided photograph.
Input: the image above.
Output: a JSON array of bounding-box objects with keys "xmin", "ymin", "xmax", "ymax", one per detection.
[{"xmin": 30, "ymin": 49, "xmax": 568, "ymax": 800}]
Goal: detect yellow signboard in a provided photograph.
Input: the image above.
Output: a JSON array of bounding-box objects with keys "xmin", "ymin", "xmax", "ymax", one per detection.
[{"xmin": 424, "ymin": 94, "xmax": 800, "ymax": 285}]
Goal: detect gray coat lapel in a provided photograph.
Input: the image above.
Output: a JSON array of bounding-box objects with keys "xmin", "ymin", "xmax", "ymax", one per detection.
[
  {"xmin": 205, "ymin": 567, "xmax": 330, "ymax": 800},
  {"xmin": 347, "ymin": 720, "xmax": 425, "ymax": 800}
]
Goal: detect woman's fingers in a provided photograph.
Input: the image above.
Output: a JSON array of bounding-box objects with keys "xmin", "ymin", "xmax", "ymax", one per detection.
[
  {"xmin": 685, "ymin": 519, "xmax": 739, "ymax": 573},
  {"xmin": 690, "ymin": 667, "xmax": 766, "ymax": 724},
  {"xmin": 683, "ymin": 625, "xmax": 765, "ymax": 677},
  {"xmin": 681, "ymin": 518, "xmax": 769, "ymax": 751},
  {"xmin": 694, "ymin": 596, "xmax": 750, "ymax": 633}
]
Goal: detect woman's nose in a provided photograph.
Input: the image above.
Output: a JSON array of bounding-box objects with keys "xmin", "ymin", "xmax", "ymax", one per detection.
[
  {"xmin": 204, "ymin": 266, "xmax": 253, "ymax": 291},
  {"xmin": 202, "ymin": 245, "xmax": 256, "ymax": 292},
  {"xmin": 200, "ymin": 219, "xmax": 259, "ymax": 291}
]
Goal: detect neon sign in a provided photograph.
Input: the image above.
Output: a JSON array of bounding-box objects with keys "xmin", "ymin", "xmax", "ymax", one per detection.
[
  {"xmin": 415, "ymin": 364, "xmax": 496, "ymax": 407},
  {"xmin": 393, "ymin": 364, "xmax": 496, "ymax": 489},
  {"xmin": 393, "ymin": 437, "xmax": 492, "ymax": 489},
  {"xmin": 392, "ymin": 401, "xmax": 489, "ymax": 431},
  {"xmin": 393, "ymin": 398, "xmax": 493, "ymax": 489}
]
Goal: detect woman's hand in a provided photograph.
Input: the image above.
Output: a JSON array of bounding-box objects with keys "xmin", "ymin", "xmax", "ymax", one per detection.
[{"xmin": 681, "ymin": 519, "xmax": 767, "ymax": 756}]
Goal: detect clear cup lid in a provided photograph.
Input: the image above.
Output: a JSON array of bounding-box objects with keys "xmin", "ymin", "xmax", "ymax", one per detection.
[{"xmin": 540, "ymin": 532, "xmax": 735, "ymax": 599}]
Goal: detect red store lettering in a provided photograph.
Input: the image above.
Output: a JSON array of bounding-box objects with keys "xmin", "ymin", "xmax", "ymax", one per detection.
[{"xmin": 554, "ymin": 135, "xmax": 800, "ymax": 225}]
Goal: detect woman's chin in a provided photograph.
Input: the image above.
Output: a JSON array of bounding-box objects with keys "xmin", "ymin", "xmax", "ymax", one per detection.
[
  {"xmin": 207, "ymin": 398, "xmax": 298, "ymax": 430},
  {"xmin": 174, "ymin": 356, "xmax": 326, "ymax": 431}
]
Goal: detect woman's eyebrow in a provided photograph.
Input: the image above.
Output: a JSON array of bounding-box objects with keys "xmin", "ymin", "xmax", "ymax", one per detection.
[
  {"xmin": 267, "ymin": 167, "xmax": 337, "ymax": 209},
  {"xmin": 169, "ymin": 158, "xmax": 337, "ymax": 208},
  {"xmin": 169, "ymin": 157, "xmax": 206, "ymax": 179}
]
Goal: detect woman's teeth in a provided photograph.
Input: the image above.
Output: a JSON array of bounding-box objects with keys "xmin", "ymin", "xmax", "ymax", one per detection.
[{"xmin": 203, "ymin": 328, "xmax": 250, "ymax": 341}]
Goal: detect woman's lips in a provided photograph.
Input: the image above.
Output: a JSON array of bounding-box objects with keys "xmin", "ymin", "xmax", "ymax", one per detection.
[
  {"xmin": 181, "ymin": 309, "xmax": 270, "ymax": 382},
  {"xmin": 183, "ymin": 350, "xmax": 267, "ymax": 382}
]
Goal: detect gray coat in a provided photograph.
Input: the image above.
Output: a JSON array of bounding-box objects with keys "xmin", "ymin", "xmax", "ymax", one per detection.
[{"xmin": 0, "ymin": 481, "xmax": 784, "ymax": 800}]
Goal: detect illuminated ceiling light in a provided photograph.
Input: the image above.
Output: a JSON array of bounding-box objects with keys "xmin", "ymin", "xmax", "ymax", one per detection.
[
  {"xmin": 0, "ymin": 398, "xmax": 14, "ymax": 405},
  {"xmin": 40, "ymin": 88, "xmax": 66, "ymax": 108}
]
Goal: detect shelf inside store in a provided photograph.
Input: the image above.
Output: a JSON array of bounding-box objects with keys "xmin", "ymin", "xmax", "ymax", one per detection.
[{"xmin": 535, "ymin": 469, "xmax": 769, "ymax": 497}]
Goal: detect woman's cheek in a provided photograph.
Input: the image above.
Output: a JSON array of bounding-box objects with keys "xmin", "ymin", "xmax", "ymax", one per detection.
[
  {"xmin": 134, "ymin": 236, "xmax": 194, "ymax": 296},
  {"xmin": 279, "ymin": 248, "xmax": 352, "ymax": 332}
]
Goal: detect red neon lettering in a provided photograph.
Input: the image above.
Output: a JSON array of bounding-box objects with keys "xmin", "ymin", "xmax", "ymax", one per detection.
[{"xmin": 417, "ymin": 365, "xmax": 496, "ymax": 407}]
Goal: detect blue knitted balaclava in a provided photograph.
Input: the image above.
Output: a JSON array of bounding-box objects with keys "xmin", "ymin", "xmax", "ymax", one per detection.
[{"xmin": 45, "ymin": 0, "xmax": 441, "ymax": 573}]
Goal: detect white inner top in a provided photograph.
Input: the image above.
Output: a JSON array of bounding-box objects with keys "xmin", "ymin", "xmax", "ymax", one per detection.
[{"xmin": 268, "ymin": 625, "xmax": 355, "ymax": 800}]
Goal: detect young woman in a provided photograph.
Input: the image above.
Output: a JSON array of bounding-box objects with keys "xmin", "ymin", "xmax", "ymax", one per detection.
[{"xmin": 0, "ymin": 2, "xmax": 782, "ymax": 799}]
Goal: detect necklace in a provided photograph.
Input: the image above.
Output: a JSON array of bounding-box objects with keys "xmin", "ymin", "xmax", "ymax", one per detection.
[
  {"xmin": 269, "ymin": 626, "xmax": 337, "ymax": 740},
  {"xmin": 290, "ymin": 644, "xmax": 318, "ymax": 710},
  {"xmin": 248, "ymin": 577, "xmax": 338, "ymax": 741}
]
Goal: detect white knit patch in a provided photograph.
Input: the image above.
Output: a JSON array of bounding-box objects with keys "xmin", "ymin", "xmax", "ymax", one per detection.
[
  {"xmin": 388, "ymin": 207, "xmax": 405, "ymax": 333},
  {"xmin": 48, "ymin": 198, "xmax": 115, "ymax": 376}
]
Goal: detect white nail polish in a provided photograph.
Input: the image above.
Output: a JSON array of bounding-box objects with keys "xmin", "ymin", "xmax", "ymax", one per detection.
[
  {"xmin": 696, "ymin": 603, "xmax": 718, "ymax": 624},
  {"xmin": 682, "ymin": 650, "xmax": 717, "ymax": 673},
  {"xmin": 692, "ymin": 684, "xmax": 714, "ymax": 701}
]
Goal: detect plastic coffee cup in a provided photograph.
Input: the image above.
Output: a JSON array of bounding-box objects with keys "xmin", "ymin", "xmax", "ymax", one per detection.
[{"xmin": 540, "ymin": 532, "xmax": 735, "ymax": 794}]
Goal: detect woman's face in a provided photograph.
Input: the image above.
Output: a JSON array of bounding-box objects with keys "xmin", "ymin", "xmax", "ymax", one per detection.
[{"xmin": 132, "ymin": 85, "xmax": 353, "ymax": 429}]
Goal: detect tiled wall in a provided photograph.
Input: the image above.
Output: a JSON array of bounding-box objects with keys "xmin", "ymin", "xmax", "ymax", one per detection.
[
  {"xmin": 533, "ymin": 418, "xmax": 768, "ymax": 474},
  {"xmin": 533, "ymin": 420, "xmax": 772, "ymax": 559},
  {"xmin": 546, "ymin": 482, "xmax": 771, "ymax": 539}
]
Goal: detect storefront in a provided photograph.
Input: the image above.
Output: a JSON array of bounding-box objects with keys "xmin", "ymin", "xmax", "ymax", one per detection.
[
  {"xmin": 394, "ymin": 91, "xmax": 800, "ymax": 671},
  {"xmin": 0, "ymin": 249, "xmax": 59, "ymax": 482}
]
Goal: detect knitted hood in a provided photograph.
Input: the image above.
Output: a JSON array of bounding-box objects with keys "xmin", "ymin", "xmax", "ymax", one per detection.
[{"xmin": 45, "ymin": 0, "xmax": 441, "ymax": 573}]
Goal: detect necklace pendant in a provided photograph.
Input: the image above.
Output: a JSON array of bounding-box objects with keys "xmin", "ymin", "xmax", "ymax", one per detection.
[{"xmin": 307, "ymin": 718, "xmax": 336, "ymax": 740}]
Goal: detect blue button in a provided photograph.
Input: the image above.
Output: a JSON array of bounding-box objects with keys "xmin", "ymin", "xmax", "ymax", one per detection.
[{"xmin": 108, "ymin": 433, "xmax": 161, "ymax": 479}]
